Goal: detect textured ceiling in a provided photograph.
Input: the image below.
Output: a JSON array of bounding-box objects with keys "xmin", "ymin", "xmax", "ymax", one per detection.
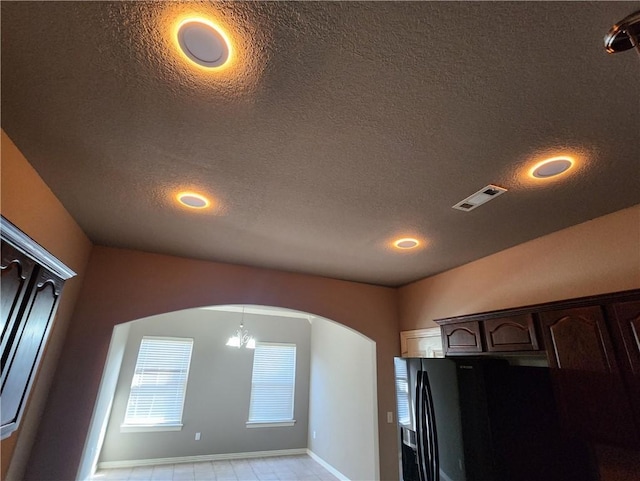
[{"xmin": 2, "ymin": 1, "xmax": 639, "ymax": 287}]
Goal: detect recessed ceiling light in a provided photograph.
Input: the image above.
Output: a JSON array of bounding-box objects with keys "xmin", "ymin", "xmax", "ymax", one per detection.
[
  {"xmin": 177, "ymin": 192, "xmax": 210, "ymax": 209},
  {"xmin": 176, "ymin": 19, "xmax": 230, "ymax": 68},
  {"xmin": 530, "ymin": 156, "xmax": 575, "ymax": 179},
  {"xmin": 393, "ymin": 238, "xmax": 420, "ymax": 250}
]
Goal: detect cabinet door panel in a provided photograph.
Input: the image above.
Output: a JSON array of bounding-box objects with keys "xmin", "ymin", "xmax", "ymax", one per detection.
[
  {"xmin": 400, "ymin": 328, "xmax": 443, "ymax": 358},
  {"xmin": 442, "ymin": 321, "xmax": 482, "ymax": 354},
  {"xmin": 485, "ymin": 314, "xmax": 538, "ymax": 352},
  {"xmin": 0, "ymin": 268, "xmax": 62, "ymax": 433},
  {"xmin": 540, "ymin": 306, "xmax": 617, "ymax": 372},
  {"xmin": 610, "ymin": 300, "xmax": 640, "ymax": 373},
  {"xmin": 609, "ymin": 300, "xmax": 640, "ymax": 441},
  {"xmin": 550, "ymin": 368, "xmax": 639, "ymax": 447},
  {"xmin": 541, "ymin": 305, "xmax": 637, "ymax": 447},
  {"xmin": 0, "ymin": 217, "xmax": 73, "ymax": 440},
  {"xmin": 1, "ymin": 242, "xmax": 36, "ymax": 378}
]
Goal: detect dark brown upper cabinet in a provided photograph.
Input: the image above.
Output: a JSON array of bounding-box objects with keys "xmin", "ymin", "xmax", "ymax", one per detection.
[
  {"xmin": 608, "ymin": 300, "xmax": 640, "ymax": 374},
  {"xmin": 436, "ymin": 289, "xmax": 640, "ymax": 448},
  {"xmin": 441, "ymin": 321, "xmax": 483, "ymax": 354},
  {"xmin": 437, "ymin": 313, "xmax": 541, "ymax": 356},
  {"xmin": 485, "ymin": 313, "xmax": 538, "ymax": 352},
  {"xmin": 1, "ymin": 216, "xmax": 75, "ymax": 439},
  {"xmin": 539, "ymin": 303, "xmax": 640, "ymax": 447},
  {"xmin": 607, "ymin": 300, "xmax": 640, "ymax": 439},
  {"xmin": 539, "ymin": 306, "xmax": 618, "ymax": 372}
]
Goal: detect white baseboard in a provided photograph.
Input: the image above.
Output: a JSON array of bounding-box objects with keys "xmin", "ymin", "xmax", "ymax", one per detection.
[
  {"xmin": 306, "ymin": 450, "xmax": 350, "ymax": 481},
  {"xmin": 97, "ymin": 448, "xmax": 307, "ymax": 470}
]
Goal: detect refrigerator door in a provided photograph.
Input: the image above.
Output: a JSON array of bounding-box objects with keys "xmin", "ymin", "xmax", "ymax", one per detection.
[
  {"xmin": 399, "ymin": 358, "xmax": 598, "ymax": 481},
  {"xmin": 421, "ymin": 359, "xmax": 467, "ymax": 481},
  {"xmin": 396, "ymin": 358, "xmax": 467, "ymax": 481}
]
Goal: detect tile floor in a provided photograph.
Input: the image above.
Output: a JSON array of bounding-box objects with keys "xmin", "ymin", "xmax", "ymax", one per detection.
[{"xmin": 91, "ymin": 455, "xmax": 339, "ymax": 481}]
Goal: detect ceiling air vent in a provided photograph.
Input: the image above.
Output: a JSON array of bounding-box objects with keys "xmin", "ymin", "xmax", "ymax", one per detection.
[{"xmin": 452, "ymin": 184, "xmax": 507, "ymax": 212}]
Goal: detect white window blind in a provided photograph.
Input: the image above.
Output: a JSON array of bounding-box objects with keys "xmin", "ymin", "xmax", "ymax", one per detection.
[
  {"xmin": 123, "ymin": 337, "xmax": 193, "ymax": 427},
  {"xmin": 394, "ymin": 359, "xmax": 410, "ymax": 425},
  {"xmin": 248, "ymin": 343, "xmax": 296, "ymax": 423}
]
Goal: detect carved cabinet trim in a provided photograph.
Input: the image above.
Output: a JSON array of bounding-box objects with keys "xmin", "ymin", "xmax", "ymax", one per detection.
[
  {"xmin": 1, "ymin": 216, "xmax": 75, "ymax": 440},
  {"xmin": 485, "ymin": 313, "xmax": 538, "ymax": 352},
  {"xmin": 436, "ymin": 312, "xmax": 542, "ymax": 356},
  {"xmin": 442, "ymin": 321, "xmax": 482, "ymax": 354},
  {"xmin": 608, "ymin": 300, "xmax": 640, "ymax": 374},
  {"xmin": 539, "ymin": 306, "xmax": 617, "ymax": 372}
]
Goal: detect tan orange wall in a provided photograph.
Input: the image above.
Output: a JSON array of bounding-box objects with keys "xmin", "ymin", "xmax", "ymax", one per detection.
[
  {"xmin": 0, "ymin": 130, "xmax": 93, "ymax": 480},
  {"xmin": 399, "ymin": 204, "xmax": 640, "ymax": 329},
  {"xmin": 24, "ymin": 246, "xmax": 400, "ymax": 481}
]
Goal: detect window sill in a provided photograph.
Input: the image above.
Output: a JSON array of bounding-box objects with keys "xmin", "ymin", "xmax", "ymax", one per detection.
[
  {"xmin": 246, "ymin": 420, "xmax": 296, "ymax": 428},
  {"xmin": 120, "ymin": 424, "xmax": 183, "ymax": 433}
]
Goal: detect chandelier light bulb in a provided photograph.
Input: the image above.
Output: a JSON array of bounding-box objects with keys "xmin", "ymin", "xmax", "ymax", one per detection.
[{"xmin": 225, "ymin": 321, "xmax": 255, "ymax": 349}]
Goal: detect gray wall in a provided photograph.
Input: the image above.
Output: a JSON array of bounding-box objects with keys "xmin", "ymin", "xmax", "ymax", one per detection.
[
  {"xmin": 99, "ymin": 308, "xmax": 311, "ymax": 462},
  {"xmin": 308, "ymin": 318, "xmax": 378, "ymax": 480}
]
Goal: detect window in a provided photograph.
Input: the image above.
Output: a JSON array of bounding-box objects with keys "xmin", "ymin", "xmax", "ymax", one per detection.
[
  {"xmin": 394, "ymin": 358, "xmax": 410, "ymax": 425},
  {"xmin": 122, "ymin": 336, "xmax": 193, "ymax": 431},
  {"xmin": 247, "ymin": 342, "xmax": 296, "ymax": 427}
]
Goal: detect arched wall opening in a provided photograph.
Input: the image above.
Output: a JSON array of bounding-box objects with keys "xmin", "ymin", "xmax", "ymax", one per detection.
[
  {"xmin": 78, "ymin": 304, "xmax": 379, "ymax": 481},
  {"xmin": 27, "ymin": 247, "xmax": 399, "ymax": 481}
]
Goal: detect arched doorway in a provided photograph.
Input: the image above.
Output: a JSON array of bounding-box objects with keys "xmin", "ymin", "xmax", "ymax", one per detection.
[{"xmin": 78, "ymin": 305, "xmax": 378, "ymax": 480}]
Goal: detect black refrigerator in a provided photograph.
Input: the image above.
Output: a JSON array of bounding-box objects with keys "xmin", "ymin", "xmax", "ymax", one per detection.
[{"xmin": 394, "ymin": 357, "xmax": 597, "ymax": 481}]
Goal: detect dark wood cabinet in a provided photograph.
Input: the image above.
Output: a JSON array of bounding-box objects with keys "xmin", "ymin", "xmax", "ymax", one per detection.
[
  {"xmin": 485, "ymin": 313, "xmax": 538, "ymax": 352},
  {"xmin": 0, "ymin": 217, "xmax": 74, "ymax": 439},
  {"xmin": 438, "ymin": 313, "xmax": 540, "ymax": 355},
  {"xmin": 539, "ymin": 306, "xmax": 618, "ymax": 372},
  {"xmin": 436, "ymin": 290, "xmax": 640, "ymax": 448},
  {"xmin": 441, "ymin": 321, "xmax": 482, "ymax": 354},
  {"xmin": 609, "ymin": 300, "xmax": 640, "ymax": 374},
  {"xmin": 608, "ymin": 300, "xmax": 640, "ymax": 442},
  {"xmin": 539, "ymin": 305, "xmax": 638, "ymax": 447},
  {"xmin": 1, "ymin": 243, "xmax": 37, "ymax": 377}
]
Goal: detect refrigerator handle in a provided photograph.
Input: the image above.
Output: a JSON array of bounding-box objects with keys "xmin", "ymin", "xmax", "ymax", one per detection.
[
  {"xmin": 420, "ymin": 373, "xmax": 434, "ymax": 481},
  {"xmin": 423, "ymin": 371, "xmax": 440, "ymax": 481},
  {"xmin": 415, "ymin": 371, "xmax": 427, "ymax": 481}
]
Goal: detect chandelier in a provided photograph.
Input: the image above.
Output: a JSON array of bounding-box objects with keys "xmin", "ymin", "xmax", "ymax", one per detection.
[{"xmin": 226, "ymin": 307, "xmax": 255, "ymax": 349}]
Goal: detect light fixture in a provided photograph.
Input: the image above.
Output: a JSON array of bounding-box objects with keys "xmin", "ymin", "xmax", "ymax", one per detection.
[
  {"xmin": 529, "ymin": 157, "xmax": 574, "ymax": 179},
  {"xmin": 176, "ymin": 18, "xmax": 230, "ymax": 69},
  {"xmin": 604, "ymin": 10, "xmax": 640, "ymax": 55},
  {"xmin": 393, "ymin": 238, "xmax": 420, "ymax": 250},
  {"xmin": 226, "ymin": 307, "xmax": 255, "ymax": 349},
  {"xmin": 176, "ymin": 192, "xmax": 211, "ymax": 209}
]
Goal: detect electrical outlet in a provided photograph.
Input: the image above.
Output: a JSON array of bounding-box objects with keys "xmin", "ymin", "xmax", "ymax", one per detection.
[{"xmin": 195, "ymin": 432, "xmax": 201, "ymax": 441}]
